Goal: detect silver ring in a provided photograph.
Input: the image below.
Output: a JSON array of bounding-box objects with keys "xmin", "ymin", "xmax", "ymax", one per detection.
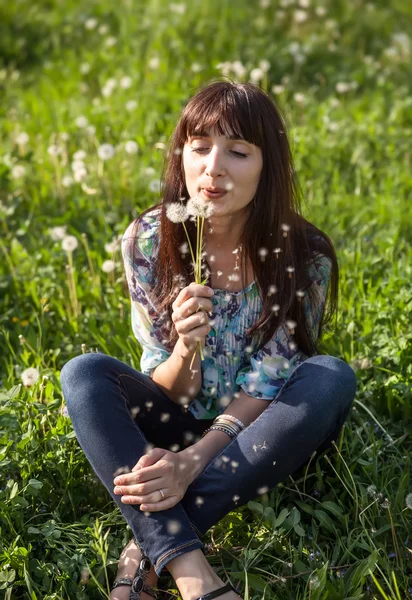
[{"xmin": 158, "ymin": 489, "xmax": 165, "ymax": 501}]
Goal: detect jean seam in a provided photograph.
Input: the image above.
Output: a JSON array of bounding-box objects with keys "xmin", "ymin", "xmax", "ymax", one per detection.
[
  {"xmin": 155, "ymin": 539, "xmax": 202, "ymax": 572},
  {"xmin": 118, "ymin": 372, "xmax": 173, "ymax": 404}
]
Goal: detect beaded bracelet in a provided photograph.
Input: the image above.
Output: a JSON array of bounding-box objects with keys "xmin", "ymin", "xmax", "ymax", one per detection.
[
  {"xmin": 201, "ymin": 424, "xmax": 238, "ymax": 439},
  {"xmin": 214, "ymin": 416, "xmax": 243, "ymax": 432}
]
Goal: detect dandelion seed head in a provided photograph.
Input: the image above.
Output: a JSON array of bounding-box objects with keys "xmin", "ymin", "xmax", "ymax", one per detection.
[
  {"xmin": 195, "ymin": 495, "xmax": 204, "ymax": 507},
  {"xmin": 149, "ymin": 179, "xmax": 161, "ymax": 193},
  {"xmin": 80, "ymin": 63, "xmax": 90, "ymax": 75},
  {"xmin": 98, "ymin": 143, "xmax": 115, "ymax": 160},
  {"xmin": 367, "ymin": 484, "xmax": 377, "ymax": 497},
  {"xmin": 48, "ymin": 144, "xmax": 62, "ymax": 157},
  {"xmin": 249, "ymin": 67, "xmax": 264, "ymax": 83},
  {"xmin": 105, "ymin": 36, "xmax": 117, "ymax": 48},
  {"xmin": 186, "ymin": 196, "xmax": 214, "ymax": 219},
  {"xmin": 11, "ymin": 165, "xmax": 26, "ymax": 178},
  {"xmin": 285, "ymin": 319, "xmax": 297, "ymax": 331},
  {"xmin": 50, "ymin": 226, "xmax": 67, "ymax": 241},
  {"xmin": 169, "ymin": 443, "xmax": 180, "ymax": 452},
  {"xmin": 62, "ymin": 175, "xmax": 74, "ymax": 187},
  {"xmin": 102, "ymin": 259, "xmax": 116, "ymax": 273},
  {"xmin": 126, "ymin": 100, "xmax": 138, "ymax": 111},
  {"xmin": 73, "ymin": 150, "xmax": 87, "ymax": 161},
  {"xmin": 120, "ymin": 76, "xmax": 132, "ymax": 89},
  {"xmin": 85, "ymin": 18, "xmax": 98, "ymax": 30},
  {"xmin": 125, "ymin": 140, "xmax": 139, "ymax": 155},
  {"xmin": 21, "ymin": 367, "xmax": 40, "ymax": 387},
  {"xmin": 62, "ymin": 235, "xmax": 79, "ymax": 252},
  {"xmin": 286, "ymin": 266, "xmax": 295, "ymax": 273},
  {"xmin": 75, "ymin": 115, "xmax": 89, "ymax": 128},
  {"xmin": 149, "ymin": 57, "xmax": 160, "ymax": 69},
  {"xmin": 166, "ymin": 202, "xmax": 189, "ymax": 223},
  {"xmin": 16, "ymin": 132, "xmax": 29, "ymax": 145}
]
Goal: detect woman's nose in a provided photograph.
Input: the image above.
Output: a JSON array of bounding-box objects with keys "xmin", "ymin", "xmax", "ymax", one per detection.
[{"xmin": 204, "ymin": 148, "xmax": 226, "ymax": 177}]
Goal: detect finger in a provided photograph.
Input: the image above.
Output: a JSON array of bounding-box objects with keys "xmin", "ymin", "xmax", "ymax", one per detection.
[
  {"xmin": 120, "ymin": 488, "xmax": 171, "ymax": 505},
  {"xmin": 114, "ymin": 479, "xmax": 162, "ymax": 496},
  {"xmin": 140, "ymin": 495, "xmax": 179, "ymax": 512},
  {"xmin": 173, "ymin": 283, "xmax": 213, "ymax": 310},
  {"xmin": 132, "ymin": 448, "xmax": 166, "ymax": 471}
]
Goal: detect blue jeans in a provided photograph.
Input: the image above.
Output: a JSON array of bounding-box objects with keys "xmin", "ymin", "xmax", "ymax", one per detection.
[{"xmin": 60, "ymin": 353, "xmax": 356, "ymax": 577}]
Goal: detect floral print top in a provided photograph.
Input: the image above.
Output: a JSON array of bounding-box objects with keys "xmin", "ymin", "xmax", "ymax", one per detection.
[{"xmin": 121, "ymin": 207, "xmax": 332, "ymax": 420}]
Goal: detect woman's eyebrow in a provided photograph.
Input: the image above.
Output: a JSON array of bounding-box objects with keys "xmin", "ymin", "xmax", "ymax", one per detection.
[{"xmin": 189, "ymin": 133, "xmax": 248, "ymax": 142}]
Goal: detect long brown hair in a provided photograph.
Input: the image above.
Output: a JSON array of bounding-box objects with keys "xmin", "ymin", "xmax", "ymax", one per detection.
[{"xmin": 128, "ymin": 79, "xmax": 339, "ymax": 357}]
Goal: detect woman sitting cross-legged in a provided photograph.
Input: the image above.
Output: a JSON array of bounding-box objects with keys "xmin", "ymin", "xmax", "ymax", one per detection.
[{"xmin": 60, "ymin": 80, "xmax": 357, "ymax": 600}]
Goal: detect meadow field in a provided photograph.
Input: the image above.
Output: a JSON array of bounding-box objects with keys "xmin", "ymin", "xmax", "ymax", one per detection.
[{"xmin": 0, "ymin": 0, "xmax": 411, "ymax": 598}]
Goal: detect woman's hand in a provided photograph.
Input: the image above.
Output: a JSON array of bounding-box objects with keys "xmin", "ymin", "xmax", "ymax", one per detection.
[
  {"xmin": 113, "ymin": 447, "xmax": 197, "ymax": 512},
  {"xmin": 171, "ymin": 283, "xmax": 214, "ymax": 359}
]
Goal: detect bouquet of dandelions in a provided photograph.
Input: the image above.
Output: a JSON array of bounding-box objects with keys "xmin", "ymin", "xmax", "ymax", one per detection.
[{"xmin": 166, "ymin": 196, "xmax": 215, "ymax": 369}]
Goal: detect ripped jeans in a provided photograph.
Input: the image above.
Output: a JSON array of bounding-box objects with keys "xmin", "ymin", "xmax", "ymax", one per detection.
[{"xmin": 60, "ymin": 353, "xmax": 357, "ymax": 576}]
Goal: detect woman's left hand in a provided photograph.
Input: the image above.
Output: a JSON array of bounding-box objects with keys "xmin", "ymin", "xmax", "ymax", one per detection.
[{"xmin": 113, "ymin": 447, "xmax": 195, "ymax": 512}]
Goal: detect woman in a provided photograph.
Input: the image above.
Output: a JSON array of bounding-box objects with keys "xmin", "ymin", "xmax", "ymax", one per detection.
[{"xmin": 60, "ymin": 80, "xmax": 357, "ymax": 600}]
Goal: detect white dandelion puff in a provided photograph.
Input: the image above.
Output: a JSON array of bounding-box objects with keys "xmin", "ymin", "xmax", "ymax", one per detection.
[
  {"xmin": 166, "ymin": 202, "xmax": 189, "ymax": 223},
  {"xmin": 405, "ymin": 493, "xmax": 412, "ymax": 509},
  {"xmin": 120, "ymin": 76, "xmax": 132, "ymax": 89},
  {"xmin": 73, "ymin": 150, "xmax": 87, "ymax": 161},
  {"xmin": 98, "ymin": 24, "xmax": 109, "ymax": 35},
  {"xmin": 268, "ymin": 284, "xmax": 278, "ymax": 295},
  {"xmin": 105, "ymin": 36, "xmax": 117, "ymax": 47},
  {"xmin": 225, "ymin": 182, "xmax": 234, "ymax": 191},
  {"xmin": 98, "ymin": 144, "xmax": 115, "ymax": 160},
  {"xmin": 294, "ymin": 9, "xmax": 308, "ymax": 23},
  {"xmin": 149, "ymin": 179, "xmax": 161, "ymax": 193},
  {"xmin": 11, "ymin": 165, "xmax": 26, "ymax": 179},
  {"xmin": 148, "ymin": 57, "xmax": 160, "ymax": 69},
  {"xmin": 48, "ymin": 145, "xmax": 62, "ymax": 157},
  {"xmin": 62, "ymin": 235, "xmax": 79, "ymax": 252},
  {"xmin": 62, "ymin": 175, "xmax": 74, "ymax": 187},
  {"xmin": 49, "ymin": 226, "xmax": 67, "ymax": 241},
  {"xmin": 124, "ymin": 140, "xmax": 139, "ymax": 155},
  {"xmin": 73, "ymin": 167, "xmax": 87, "ymax": 182},
  {"xmin": 16, "ymin": 132, "xmax": 29, "ymax": 145},
  {"xmin": 84, "ymin": 18, "xmax": 98, "ymax": 30},
  {"xmin": 102, "ymin": 259, "xmax": 116, "ymax": 273},
  {"xmin": 126, "ymin": 100, "xmax": 138, "ymax": 111},
  {"xmin": 271, "ymin": 304, "xmax": 280, "ymax": 314},
  {"xmin": 258, "ymin": 247, "xmax": 269, "ymax": 260},
  {"xmin": 75, "ymin": 115, "xmax": 89, "ymax": 128},
  {"xmin": 186, "ymin": 196, "xmax": 214, "ymax": 219},
  {"xmin": 249, "ymin": 67, "xmax": 264, "ymax": 83},
  {"xmin": 21, "ymin": 367, "xmax": 40, "ymax": 387},
  {"xmin": 286, "ymin": 266, "xmax": 295, "ymax": 277},
  {"xmin": 293, "ymin": 93, "xmax": 306, "ymax": 105},
  {"xmin": 272, "ymin": 84, "xmax": 285, "ymax": 94},
  {"xmin": 259, "ymin": 59, "xmax": 270, "ymax": 72},
  {"xmin": 286, "ymin": 320, "xmax": 297, "ymax": 333},
  {"xmin": 80, "ymin": 63, "xmax": 90, "ymax": 74}
]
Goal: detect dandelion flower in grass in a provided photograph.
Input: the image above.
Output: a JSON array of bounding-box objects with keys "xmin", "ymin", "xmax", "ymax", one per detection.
[
  {"xmin": 85, "ymin": 18, "xmax": 98, "ymax": 30},
  {"xmin": 105, "ymin": 36, "xmax": 117, "ymax": 47},
  {"xmin": 62, "ymin": 235, "xmax": 79, "ymax": 252},
  {"xmin": 259, "ymin": 59, "xmax": 270, "ymax": 72},
  {"xmin": 21, "ymin": 367, "xmax": 40, "ymax": 388},
  {"xmin": 120, "ymin": 76, "xmax": 132, "ymax": 89},
  {"xmin": 75, "ymin": 115, "xmax": 89, "ymax": 128},
  {"xmin": 98, "ymin": 24, "xmax": 109, "ymax": 35},
  {"xmin": 149, "ymin": 179, "xmax": 161, "ymax": 193},
  {"xmin": 170, "ymin": 3, "xmax": 186, "ymax": 14},
  {"xmin": 16, "ymin": 132, "xmax": 29, "ymax": 145},
  {"xmin": 48, "ymin": 145, "xmax": 62, "ymax": 157},
  {"xmin": 125, "ymin": 140, "xmax": 139, "ymax": 155},
  {"xmin": 231, "ymin": 60, "xmax": 246, "ymax": 78},
  {"xmin": 73, "ymin": 150, "xmax": 87, "ymax": 161},
  {"xmin": 11, "ymin": 165, "xmax": 26, "ymax": 179},
  {"xmin": 166, "ymin": 202, "xmax": 189, "ymax": 223},
  {"xmin": 249, "ymin": 68, "xmax": 264, "ymax": 83},
  {"xmin": 73, "ymin": 167, "xmax": 87, "ymax": 182},
  {"xmin": 102, "ymin": 259, "xmax": 116, "ymax": 273},
  {"xmin": 62, "ymin": 175, "xmax": 74, "ymax": 187},
  {"xmin": 148, "ymin": 57, "xmax": 160, "ymax": 69},
  {"xmin": 126, "ymin": 100, "xmax": 138, "ymax": 111},
  {"xmin": 50, "ymin": 226, "xmax": 67, "ymax": 241},
  {"xmin": 405, "ymin": 493, "xmax": 412, "ymax": 510},
  {"xmin": 98, "ymin": 143, "xmax": 115, "ymax": 160},
  {"xmin": 187, "ymin": 196, "xmax": 214, "ymax": 219},
  {"xmin": 272, "ymin": 84, "xmax": 285, "ymax": 94},
  {"xmin": 294, "ymin": 10, "xmax": 308, "ymax": 23},
  {"xmin": 80, "ymin": 63, "xmax": 90, "ymax": 74}
]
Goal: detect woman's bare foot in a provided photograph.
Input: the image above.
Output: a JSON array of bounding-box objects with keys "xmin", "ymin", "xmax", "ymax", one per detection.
[{"xmin": 110, "ymin": 538, "xmax": 159, "ymax": 600}]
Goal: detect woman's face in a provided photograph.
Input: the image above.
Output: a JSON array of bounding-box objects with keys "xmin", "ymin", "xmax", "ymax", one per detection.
[{"xmin": 182, "ymin": 125, "xmax": 263, "ymax": 219}]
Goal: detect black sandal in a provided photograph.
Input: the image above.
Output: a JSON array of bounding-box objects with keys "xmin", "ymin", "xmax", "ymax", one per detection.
[
  {"xmin": 194, "ymin": 582, "xmax": 238, "ymax": 600},
  {"xmin": 111, "ymin": 539, "xmax": 159, "ymax": 600}
]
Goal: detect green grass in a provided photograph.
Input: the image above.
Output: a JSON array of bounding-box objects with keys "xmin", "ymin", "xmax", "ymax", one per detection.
[{"xmin": 0, "ymin": 0, "xmax": 411, "ymax": 598}]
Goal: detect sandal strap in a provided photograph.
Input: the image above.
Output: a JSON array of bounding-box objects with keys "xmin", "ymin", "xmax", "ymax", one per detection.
[
  {"xmin": 195, "ymin": 583, "xmax": 237, "ymax": 600},
  {"xmin": 111, "ymin": 577, "xmax": 158, "ymax": 599}
]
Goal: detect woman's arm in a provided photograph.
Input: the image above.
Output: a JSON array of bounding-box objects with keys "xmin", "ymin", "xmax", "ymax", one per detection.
[{"xmin": 151, "ymin": 339, "xmax": 202, "ymax": 404}]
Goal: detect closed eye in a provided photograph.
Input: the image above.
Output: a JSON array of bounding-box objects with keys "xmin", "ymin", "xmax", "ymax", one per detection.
[{"xmin": 191, "ymin": 148, "xmax": 247, "ymax": 158}]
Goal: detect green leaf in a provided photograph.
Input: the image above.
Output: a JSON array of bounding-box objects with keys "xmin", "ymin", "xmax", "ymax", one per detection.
[
  {"xmin": 247, "ymin": 501, "xmax": 263, "ymax": 515},
  {"xmin": 290, "ymin": 507, "xmax": 301, "ymax": 525},
  {"xmin": 28, "ymin": 479, "xmax": 43, "ymax": 490},
  {"xmin": 294, "ymin": 523, "xmax": 306, "ymax": 536},
  {"xmin": 314, "ymin": 509, "xmax": 336, "ymax": 533},
  {"xmin": 274, "ymin": 507, "xmax": 289, "ymax": 528},
  {"xmin": 321, "ymin": 500, "xmax": 344, "ymax": 518}
]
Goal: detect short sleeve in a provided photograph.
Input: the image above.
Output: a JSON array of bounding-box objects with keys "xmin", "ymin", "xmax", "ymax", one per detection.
[
  {"xmin": 121, "ymin": 214, "xmax": 172, "ymax": 376},
  {"xmin": 235, "ymin": 252, "xmax": 332, "ymax": 401}
]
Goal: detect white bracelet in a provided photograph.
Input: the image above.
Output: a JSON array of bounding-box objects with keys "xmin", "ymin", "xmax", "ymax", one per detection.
[{"xmin": 214, "ymin": 414, "xmax": 245, "ymax": 429}]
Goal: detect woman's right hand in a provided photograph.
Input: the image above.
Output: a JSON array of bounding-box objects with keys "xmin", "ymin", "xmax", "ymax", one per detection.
[{"xmin": 171, "ymin": 283, "xmax": 215, "ymax": 359}]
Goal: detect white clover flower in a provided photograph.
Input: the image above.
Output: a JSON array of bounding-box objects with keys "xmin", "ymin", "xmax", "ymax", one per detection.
[
  {"xmin": 11, "ymin": 165, "xmax": 26, "ymax": 179},
  {"xmin": 48, "ymin": 145, "xmax": 62, "ymax": 157},
  {"xmin": 16, "ymin": 132, "xmax": 29, "ymax": 145},
  {"xmin": 85, "ymin": 18, "xmax": 98, "ymax": 30},
  {"xmin": 249, "ymin": 68, "xmax": 264, "ymax": 83},
  {"xmin": 98, "ymin": 24, "xmax": 109, "ymax": 35},
  {"xmin": 124, "ymin": 140, "xmax": 139, "ymax": 155},
  {"xmin": 149, "ymin": 179, "xmax": 161, "ymax": 193},
  {"xmin": 80, "ymin": 63, "xmax": 90, "ymax": 74},
  {"xmin": 120, "ymin": 76, "xmax": 132, "ymax": 89},
  {"xmin": 98, "ymin": 143, "xmax": 115, "ymax": 160},
  {"xmin": 272, "ymin": 84, "xmax": 285, "ymax": 94},
  {"xmin": 166, "ymin": 202, "xmax": 189, "ymax": 223},
  {"xmin": 105, "ymin": 37, "xmax": 117, "ymax": 47},
  {"xmin": 102, "ymin": 259, "xmax": 116, "ymax": 273},
  {"xmin": 21, "ymin": 367, "xmax": 40, "ymax": 388},
  {"xmin": 73, "ymin": 150, "xmax": 86, "ymax": 161},
  {"xmin": 75, "ymin": 115, "xmax": 89, "ymax": 128},
  {"xmin": 125, "ymin": 100, "xmax": 138, "ymax": 111},
  {"xmin": 405, "ymin": 493, "xmax": 412, "ymax": 510},
  {"xmin": 49, "ymin": 225, "xmax": 67, "ymax": 241},
  {"xmin": 62, "ymin": 235, "xmax": 79, "ymax": 252},
  {"xmin": 62, "ymin": 175, "xmax": 74, "ymax": 187},
  {"xmin": 148, "ymin": 57, "xmax": 160, "ymax": 69},
  {"xmin": 186, "ymin": 196, "xmax": 214, "ymax": 219}
]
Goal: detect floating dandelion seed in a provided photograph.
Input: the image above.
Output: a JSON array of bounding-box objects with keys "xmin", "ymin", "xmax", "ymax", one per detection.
[
  {"xmin": 105, "ymin": 36, "xmax": 117, "ymax": 47},
  {"xmin": 294, "ymin": 9, "xmax": 308, "ymax": 23},
  {"xmin": 174, "ymin": 147, "xmax": 183, "ymax": 155},
  {"xmin": 296, "ymin": 289, "xmax": 305, "ymax": 300},
  {"xmin": 166, "ymin": 202, "xmax": 189, "ymax": 223},
  {"xmin": 274, "ymin": 248, "xmax": 282, "ymax": 258},
  {"xmin": 130, "ymin": 407, "xmax": 140, "ymax": 419},
  {"xmin": 271, "ymin": 304, "xmax": 280, "ymax": 315},
  {"xmin": 169, "ymin": 443, "xmax": 180, "ymax": 452},
  {"xmin": 250, "ymin": 67, "xmax": 264, "ymax": 84},
  {"xmin": 21, "ymin": 367, "xmax": 40, "ymax": 388},
  {"xmin": 80, "ymin": 63, "xmax": 90, "ymax": 75},
  {"xmin": 98, "ymin": 143, "xmax": 115, "ymax": 160},
  {"xmin": 233, "ymin": 494, "xmax": 240, "ymax": 504},
  {"xmin": 268, "ymin": 284, "xmax": 277, "ymax": 296},
  {"xmin": 84, "ymin": 18, "xmax": 98, "ymax": 30},
  {"xmin": 272, "ymin": 84, "xmax": 285, "ymax": 94},
  {"xmin": 231, "ymin": 460, "xmax": 239, "ymax": 473},
  {"xmin": 258, "ymin": 247, "xmax": 269, "ymax": 261},
  {"xmin": 225, "ymin": 182, "xmax": 234, "ymax": 191},
  {"xmin": 167, "ymin": 520, "xmax": 181, "ymax": 535},
  {"xmin": 257, "ymin": 485, "xmax": 269, "ymax": 495},
  {"xmin": 286, "ymin": 266, "xmax": 295, "ymax": 278},
  {"xmin": 195, "ymin": 496, "xmax": 204, "ymax": 507},
  {"xmin": 113, "ymin": 465, "xmax": 131, "ymax": 477},
  {"xmin": 285, "ymin": 319, "xmax": 297, "ymax": 334},
  {"xmin": 62, "ymin": 235, "xmax": 79, "ymax": 252},
  {"xmin": 289, "ymin": 341, "xmax": 297, "ymax": 350},
  {"xmin": 281, "ymin": 223, "xmax": 290, "ymax": 237}
]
